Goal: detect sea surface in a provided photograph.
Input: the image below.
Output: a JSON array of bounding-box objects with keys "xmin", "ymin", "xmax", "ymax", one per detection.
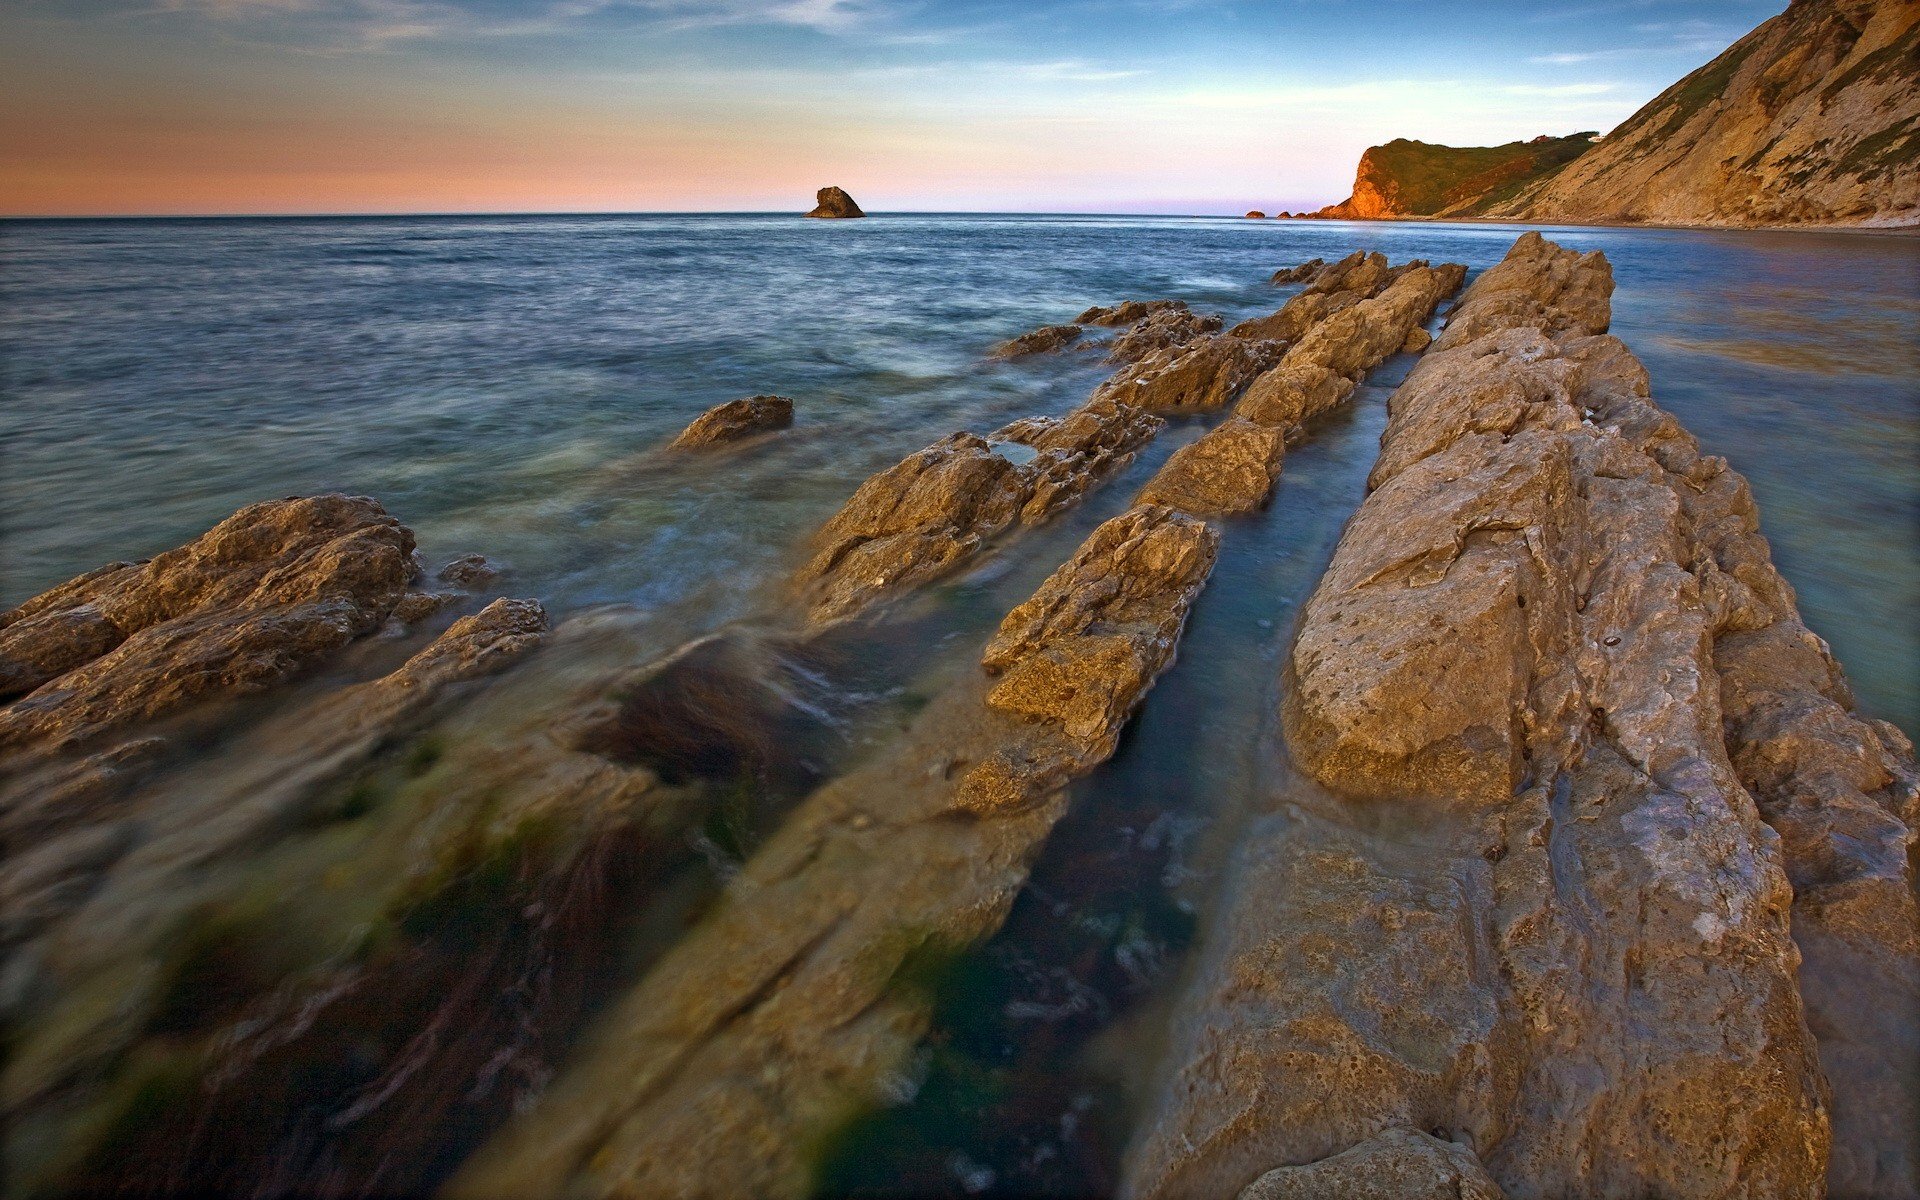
[{"xmin": 2, "ymin": 213, "xmax": 1916, "ymax": 1195}]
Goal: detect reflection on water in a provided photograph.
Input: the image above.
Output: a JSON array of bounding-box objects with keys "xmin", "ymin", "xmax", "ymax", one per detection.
[{"xmin": 0, "ymin": 215, "xmax": 1914, "ymax": 1196}]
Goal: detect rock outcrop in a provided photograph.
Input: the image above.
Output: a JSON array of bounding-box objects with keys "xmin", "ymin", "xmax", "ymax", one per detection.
[
  {"xmin": 668, "ymin": 394, "xmax": 794, "ymax": 448},
  {"xmin": 1075, "ymin": 299, "xmax": 1187, "ymax": 327},
  {"xmin": 991, "ymin": 323, "xmax": 1084, "ymax": 358},
  {"xmin": 1496, "ymin": 0, "xmax": 1920, "ymax": 226},
  {"xmin": 804, "ymin": 186, "xmax": 866, "ymax": 218},
  {"xmin": 1124, "ymin": 231, "xmax": 1917, "ymax": 1200},
  {"xmin": 448, "ymin": 505, "xmax": 1218, "ymax": 1200},
  {"xmin": 791, "ymin": 398, "xmax": 1164, "ymax": 624},
  {"xmin": 1239, "ymin": 1128, "xmax": 1504, "ymax": 1200},
  {"xmin": 1093, "ymin": 335, "xmax": 1288, "ymax": 414},
  {"xmin": 0, "ymin": 495, "xmax": 422, "ymax": 752},
  {"xmin": 1108, "ymin": 307, "xmax": 1224, "ymax": 364},
  {"xmin": 1269, "ymin": 258, "xmax": 1325, "ymax": 284},
  {"xmin": 1244, "ymin": 210, "xmax": 1266, "ymax": 219}
]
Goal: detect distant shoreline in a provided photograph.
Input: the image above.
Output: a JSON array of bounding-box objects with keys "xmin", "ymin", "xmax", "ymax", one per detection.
[{"xmin": 3, "ymin": 210, "xmax": 1916, "ymax": 237}]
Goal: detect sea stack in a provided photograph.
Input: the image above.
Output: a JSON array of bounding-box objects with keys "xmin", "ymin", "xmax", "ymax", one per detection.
[
  {"xmin": 1244, "ymin": 210, "xmax": 1266, "ymax": 219},
  {"xmin": 805, "ymin": 186, "xmax": 866, "ymax": 219}
]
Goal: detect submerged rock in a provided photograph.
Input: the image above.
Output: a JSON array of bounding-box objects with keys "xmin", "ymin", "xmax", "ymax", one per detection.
[
  {"xmin": 991, "ymin": 323, "xmax": 1084, "ymax": 358},
  {"xmin": 448, "ymin": 505, "xmax": 1217, "ymax": 1200},
  {"xmin": 668, "ymin": 394, "xmax": 795, "ymax": 448},
  {"xmin": 1126, "ymin": 231, "xmax": 1912, "ymax": 1200},
  {"xmin": 804, "ymin": 186, "xmax": 865, "ymax": 218},
  {"xmin": 1269, "ymin": 258, "xmax": 1325, "ymax": 284},
  {"xmin": 0, "ymin": 495, "xmax": 419, "ymax": 751}
]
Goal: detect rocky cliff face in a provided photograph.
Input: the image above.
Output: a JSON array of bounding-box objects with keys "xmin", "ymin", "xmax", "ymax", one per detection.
[
  {"xmin": 1498, "ymin": 0, "xmax": 1920, "ymax": 226},
  {"xmin": 1308, "ymin": 134, "xmax": 1598, "ymax": 220}
]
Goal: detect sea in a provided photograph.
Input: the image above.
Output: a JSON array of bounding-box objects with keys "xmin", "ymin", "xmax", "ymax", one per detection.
[{"xmin": 2, "ymin": 213, "xmax": 1915, "ymax": 1195}]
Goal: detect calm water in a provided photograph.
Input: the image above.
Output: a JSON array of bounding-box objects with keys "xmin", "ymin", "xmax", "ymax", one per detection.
[{"xmin": 2, "ymin": 214, "xmax": 1916, "ymax": 1196}]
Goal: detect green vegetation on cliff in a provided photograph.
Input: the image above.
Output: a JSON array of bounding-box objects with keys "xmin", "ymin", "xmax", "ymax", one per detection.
[{"xmin": 1315, "ymin": 132, "xmax": 1598, "ymax": 219}]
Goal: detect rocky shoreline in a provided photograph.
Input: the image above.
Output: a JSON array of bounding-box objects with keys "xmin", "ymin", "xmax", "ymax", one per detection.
[{"xmin": 1, "ymin": 233, "xmax": 1912, "ymax": 1199}]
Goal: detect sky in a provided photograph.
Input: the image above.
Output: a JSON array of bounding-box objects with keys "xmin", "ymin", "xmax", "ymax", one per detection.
[{"xmin": 0, "ymin": 0, "xmax": 1784, "ymax": 216}]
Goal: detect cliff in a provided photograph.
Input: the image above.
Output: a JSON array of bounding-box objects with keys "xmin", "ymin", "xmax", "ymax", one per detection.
[
  {"xmin": 1306, "ymin": 0, "xmax": 1919, "ymax": 228},
  {"xmin": 1498, "ymin": 0, "xmax": 1920, "ymax": 226},
  {"xmin": 1309, "ymin": 133, "xmax": 1598, "ymax": 219}
]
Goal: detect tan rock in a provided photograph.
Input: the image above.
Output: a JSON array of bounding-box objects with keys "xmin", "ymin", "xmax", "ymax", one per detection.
[
  {"xmin": 1108, "ymin": 307, "xmax": 1224, "ymax": 364},
  {"xmin": 1094, "ymin": 334, "xmax": 1288, "ymax": 413},
  {"xmin": 1134, "ymin": 419, "xmax": 1287, "ymax": 516},
  {"xmin": 1239, "ymin": 1128, "xmax": 1505, "ymax": 1200},
  {"xmin": 1235, "ymin": 361, "xmax": 1355, "ymax": 429},
  {"xmin": 1268, "ymin": 258, "xmax": 1326, "ymax": 285},
  {"xmin": 990, "ymin": 323, "xmax": 1084, "ymax": 358},
  {"xmin": 668, "ymin": 394, "xmax": 794, "ymax": 448},
  {"xmin": 1075, "ymin": 299, "xmax": 1188, "ymax": 327},
  {"xmin": 0, "ymin": 495, "xmax": 417, "ymax": 751}
]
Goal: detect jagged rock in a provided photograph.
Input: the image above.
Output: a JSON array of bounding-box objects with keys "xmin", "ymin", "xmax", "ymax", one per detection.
[
  {"xmin": 1269, "ymin": 258, "xmax": 1325, "ymax": 284},
  {"xmin": 448, "ymin": 505, "xmax": 1217, "ymax": 1200},
  {"xmin": 982, "ymin": 505, "xmax": 1219, "ymax": 746},
  {"xmin": 1075, "ymin": 299, "xmax": 1188, "ymax": 327},
  {"xmin": 1239, "ymin": 1128, "xmax": 1505, "ymax": 1200},
  {"xmin": 1283, "ymin": 263, "xmax": 1463, "ymax": 379},
  {"xmin": 792, "ymin": 398, "xmax": 1163, "ymax": 623},
  {"xmin": 1228, "ymin": 252, "xmax": 1389, "ymax": 342},
  {"xmin": 804, "ymin": 186, "xmax": 865, "ymax": 218},
  {"xmin": 991, "ymin": 323, "xmax": 1084, "ymax": 358},
  {"xmin": 1134, "ymin": 419, "xmax": 1286, "ymax": 517},
  {"xmin": 668, "ymin": 394, "xmax": 795, "ymax": 448},
  {"xmin": 1235, "ymin": 361, "xmax": 1356, "ymax": 429},
  {"xmin": 1108, "ymin": 307, "xmax": 1224, "ymax": 364},
  {"xmin": 1127, "ymin": 233, "xmax": 1898, "ymax": 1200},
  {"xmin": 1094, "ymin": 334, "xmax": 1288, "ymax": 413},
  {"xmin": 0, "ymin": 495, "xmax": 418, "ymax": 750}
]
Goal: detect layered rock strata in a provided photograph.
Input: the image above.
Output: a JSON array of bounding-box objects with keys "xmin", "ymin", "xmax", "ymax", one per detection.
[
  {"xmin": 0, "ymin": 495, "xmax": 443, "ymax": 753},
  {"xmin": 1136, "ymin": 256, "xmax": 1465, "ymax": 517},
  {"xmin": 991, "ymin": 323, "xmax": 1084, "ymax": 358},
  {"xmin": 448, "ymin": 504, "xmax": 1219, "ymax": 1200},
  {"xmin": 1269, "ymin": 258, "xmax": 1325, "ymax": 285},
  {"xmin": 1124, "ymin": 231, "xmax": 1917, "ymax": 1199},
  {"xmin": 668, "ymin": 394, "xmax": 794, "ymax": 448}
]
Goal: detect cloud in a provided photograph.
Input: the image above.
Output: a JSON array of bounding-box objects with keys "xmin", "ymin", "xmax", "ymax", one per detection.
[{"xmin": 1501, "ymin": 82, "xmax": 1616, "ymax": 96}]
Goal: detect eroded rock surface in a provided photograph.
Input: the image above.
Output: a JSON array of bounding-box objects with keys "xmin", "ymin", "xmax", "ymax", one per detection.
[
  {"xmin": 1108, "ymin": 307, "xmax": 1225, "ymax": 364},
  {"xmin": 1126, "ymin": 231, "xmax": 1914, "ymax": 1200},
  {"xmin": 992, "ymin": 323, "xmax": 1084, "ymax": 358},
  {"xmin": 1269, "ymin": 258, "xmax": 1326, "ymax": 285},
  {"xmin": 449, "ymin": 506, "xmax": 1218, "ymax": 1200},
  {"xmin": 1075, "ymin": 299, "xmax": 1188, "ymax": 327},
  {"xmin": 1240, "ymin": 1128, "xmax": 1505, "ymax": 1200},
  {"xmin": 1094, "ymin": 334, "xmax": 1288, "ymax": 414},
  {"xmin": 791, "ymin": 398, "xmax": 1163, "ymax": 624},
  {"xmin": 668, "ymin": 394, "xmax": 794, "ymax": 448},
  {"xmin": 0, "ymin": 495, "xmax": 420, "ymax": 751},
  {"xmin": 1134, "ymin": 419, "xmax": 1287, "ymax": 517}
]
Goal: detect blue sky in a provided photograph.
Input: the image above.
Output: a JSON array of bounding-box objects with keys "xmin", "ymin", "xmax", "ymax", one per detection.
[{"xmin": 0, "ymin": 0, "xmax": 1784, "ymax": 214}]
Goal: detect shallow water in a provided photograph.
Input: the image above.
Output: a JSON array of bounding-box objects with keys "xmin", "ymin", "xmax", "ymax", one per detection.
[{"xmin": 2, "ymin": 214, "xmax": 1916, "ymax": 1196}]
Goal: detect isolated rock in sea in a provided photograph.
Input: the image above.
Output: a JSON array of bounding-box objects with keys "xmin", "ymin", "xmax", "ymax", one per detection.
[
  {"xmin": 1094, "ymin": 334, "xmax": 1288, "ymax": 413},
  {"xmin": 1107, "ymin": 307, "xmax": 1225, "ymax": 364},
  {"xmin": 1245, "ymin": 210, "xmax": 1266, "ymax": 219},
  {"xmin": 449, "ymin": 505, "xmax": 1217, "ymax": 1200},
  {"xmin": 1494, "ymin": 0, "xmax": 1920, "ymax": 226},
  {"xmin": 1126, "ymin": 231, "xmax": 1913, "ymax": 1200},
  {"xmin": 804, "ymin": 186, "xmax": 866, "ymax": 218},
  {"xmin": 792, "ymin": 397, "xmax": 1163, "ymax": 623},
  {"xmin": 991, "ymin": 323, "xmax": 1084, "ymax": 358},
  {"xmin": 1238, "ymin": 1128, "xmax": 1505, "ymax": 1200},
  {"xmin": 1269, "ymin": 258, "xmax": 1325, "ymax": 284},
  {"xmin": 1074, "ymin": 299, "xmax": 1189, "ymax": 327},
  {"xmin": 0, "ymin": 495, "xmax": 419, "ymax": 751},
  {"xmin": 668, "ymin": 394, "xmax": 795, "ymax": 448}
]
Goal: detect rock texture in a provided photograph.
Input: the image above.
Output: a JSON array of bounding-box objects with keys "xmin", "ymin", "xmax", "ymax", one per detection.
[
  {"xmin": 1075, "ymin": 299, "xmax": 1188, "ymax": 327},
  {"xmin": 1307, "ymin": 133, "xmax": 1598, "ymax": 220},
  {"xmin": 1125, "ymin": 231, "xmax": 1918, "ymax": 1200},
  {"xmin": 0, "ymin": 495, "xmax": 420, "ymax": 752},
  {"xmin": 991, "ymin": 323, "xmax": 1084, "ymax": 358},
  {"xmin": 1108, "ymin": 307, "xmax": 1225, "ymax": 364},
  {"xmin": 668, "ymin": 394, "xmax": 794, "ymax": 448},
  {"xmin": 791, "ymin": 398, "xmax": 1164, "ymax": 624},
  {"xmin": 1497, "ymin": 0, "xmax": 1920, "ymax": 226},
  {"xmin": 449, "ymin": 506, "xmax": 1218, "ymax": 1200},
  {"xmin": 1269, "ymin": 258, "xmax": 1325, "ymax": 284},
  {"xmin": 1239, "ymin": 1128, "xmax": 1505, "ymax": 1200},
  {"xmin": 804, "ymin": 186, "xmax": 865, "ymax": 218},
  {"xmin": 1093, "ymin": 334, "xmax": 1288, "ymax": 414}
]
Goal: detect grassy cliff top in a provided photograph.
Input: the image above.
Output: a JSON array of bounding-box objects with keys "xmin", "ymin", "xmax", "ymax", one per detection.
[{"xmin": 1361, "ymin": 133, "xmax": 1600, "ymax": 216}]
